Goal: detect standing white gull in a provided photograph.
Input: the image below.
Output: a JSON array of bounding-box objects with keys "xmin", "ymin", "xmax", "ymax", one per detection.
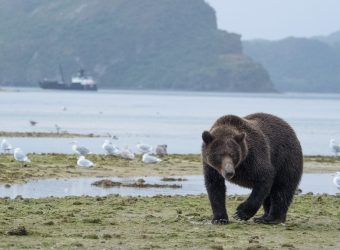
[
  {"xmin": 102, "ymin": 139, "xmax": 121, "ymax": 156},
  {"xmin": 14, "ymin": 148, "xmax": 30, "ymax": 163},
  {"xmin": 77, "ymin": 156, "xmax": 94, "ymax": 167},
  {"xmin": 136, "ymin": 142, "xmax": 152, "ymax": 154},
  {"xmin": 142, "ymin": 153, "xmax": 162, "ymax": 164},
  {"xmin": 333, "ymin": 172, "xmax": 340, "ymax": 189},
  {"xmin": 329, "ymin": 139, "xmax": 340, "ymax": 156},
  {"xmin": 1, "ymin": 139, "xmax": 12, "ymax": 154},
  {"xmin": 120, "ymin": 147, "xmax": 135, "ymax": 160},
  {"xmin": 70, "ymin": 141, "xmax": 91, "ymax": 155}
]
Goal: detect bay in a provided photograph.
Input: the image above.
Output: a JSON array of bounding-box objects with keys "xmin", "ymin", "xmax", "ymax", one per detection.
[{"xmin": 1, "ymin": 87, "xmax": 340, "ymax": 155}]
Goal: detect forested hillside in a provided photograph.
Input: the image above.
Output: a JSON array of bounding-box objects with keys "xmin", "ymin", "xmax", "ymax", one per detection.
[{"xmin": 0, "ymin": 0, "xmax": 274, "ymax": 92}]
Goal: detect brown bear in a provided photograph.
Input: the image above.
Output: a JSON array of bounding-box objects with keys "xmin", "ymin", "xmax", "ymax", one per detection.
[{"xmin": 201, "ymin": 113, "xmax": 303, "ymax": 224}]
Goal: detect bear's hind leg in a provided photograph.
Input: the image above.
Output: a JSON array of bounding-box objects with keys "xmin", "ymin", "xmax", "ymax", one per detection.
[
  {"xmin": 254, "ymin": 196, "xmax": 271, "ymax": 223},
  {"xmin": 260, "ymin": 185, "xmax": 295, "ymax": 224}
]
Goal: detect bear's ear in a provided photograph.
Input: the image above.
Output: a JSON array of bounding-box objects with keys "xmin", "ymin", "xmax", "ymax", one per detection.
[
  {"xmin": 234, "ymin": 132, "xmax": 246, "ymax": 144},
  {"xmin": 202, "ymin": 131, "xmax": 214, "ymax": 144}
]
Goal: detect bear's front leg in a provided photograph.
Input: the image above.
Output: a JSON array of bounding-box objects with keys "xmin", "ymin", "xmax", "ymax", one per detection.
[
  {"xmin": 234, "ymin": 181, "xmax": 272, "ymax": 221},
  {"xmin": 204, "ymin": 164, "xmax": 229, "ymax": 225}
]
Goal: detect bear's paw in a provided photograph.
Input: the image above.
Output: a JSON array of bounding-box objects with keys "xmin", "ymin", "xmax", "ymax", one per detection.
[
  {"xmin": 234, "ymin": 202, "xmax": 258, "ymax": 221},
  {"xmin": 211, "ymin": 218, "xmax": 229, "ymax": 225}
]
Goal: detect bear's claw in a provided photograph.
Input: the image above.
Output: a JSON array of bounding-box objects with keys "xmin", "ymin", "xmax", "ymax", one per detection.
[
  {"xmin": 254, "ymin": 216, "xmax": 285, "ymax": 224},
  {"xmin": 233, "ymin": 212, "xmax": 251, "ymax": 221},
  {"xmin": 211, "ymin": 218, "xmax": 229, "ymax": 225}
]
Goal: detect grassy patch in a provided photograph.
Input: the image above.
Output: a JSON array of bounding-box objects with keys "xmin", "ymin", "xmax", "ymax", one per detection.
[
  {"xmin": 0, "ymin": 194, "xmax": 339, "ymax": 249},
  {"xmin": 0, "ymin": 154, "xmax": 339, "ymax": 184}
]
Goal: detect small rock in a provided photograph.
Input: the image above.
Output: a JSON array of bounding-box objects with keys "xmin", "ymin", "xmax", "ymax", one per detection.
[
  {"xmin": 7, "ymin": 226, "xmax": 28, "ymax": 236},
  {"xmin": 136, "ymin": 178, "xmax": 146, "ymax": 184},
  {"xmin": 249, "ymin": 235, "xmax": 260, "ymax": 243},
  {"xmin": 102, "ymin": 234, "xmax": 112, "ymax": 239},
  {"xmin": 281, "ymin": 243, "xmax": 295, "ymax": 248},
  {"xmin": 15, "ymin": 195, "xmax": 23, "ymax": 200},
  {"xmin": 43, "ymin": 221, "xmax": 54, "ymax": 226}
]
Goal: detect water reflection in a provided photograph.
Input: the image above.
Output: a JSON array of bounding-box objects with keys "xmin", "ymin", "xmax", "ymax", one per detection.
[{"xmin": 0, "ymin": 174, "xmax": 338, "ymax": 199}]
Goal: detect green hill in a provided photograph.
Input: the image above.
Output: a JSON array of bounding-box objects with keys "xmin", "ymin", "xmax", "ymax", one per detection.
[
  {"xmin": 243, "ymin": 35, "xmax": 340, "ymax": 92},
  {"xmin": 0, "ymin": 0, "xmax": 274, "ymax": 92}
]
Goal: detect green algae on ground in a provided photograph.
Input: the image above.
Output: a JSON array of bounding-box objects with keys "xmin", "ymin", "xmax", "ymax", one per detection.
[
  {"xmin": 0, "ymin": 131, "xmax": 100, "ymax": 138},
  {"xmin": 161, "ymin": 177, "xmax": 188, "ymax": 182},
  {"xmin": 0, "ymin": 154, "xmax": 339, "ymax": 184},
  {"xmin": 0, "ymin": 194, "xmax": 339, "ymax": 249},
  {"xmin": 91, "ymin": 179, "xmax": 182, "ymax": 189},
  {"xmin": 305, "ymin": 155, "xmax": 340, "ymax": 164}
]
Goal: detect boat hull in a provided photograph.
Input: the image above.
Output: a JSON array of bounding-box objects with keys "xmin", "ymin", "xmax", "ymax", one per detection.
[{"xmin": 39, "ymin": 81, "xmax": 97, "ymax": 91}]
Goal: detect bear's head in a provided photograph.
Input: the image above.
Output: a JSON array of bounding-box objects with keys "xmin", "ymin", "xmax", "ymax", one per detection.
[{"xmin": 202, "ymin": 131, "xmax": 248, "ymax": 180}]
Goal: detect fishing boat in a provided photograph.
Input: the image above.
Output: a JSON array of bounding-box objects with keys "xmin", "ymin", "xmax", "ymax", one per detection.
[{"xmin": 39, "ymin": 65, "xmax": 97, "ymax": 91}]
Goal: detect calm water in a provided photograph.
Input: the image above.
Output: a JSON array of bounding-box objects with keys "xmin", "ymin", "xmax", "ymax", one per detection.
[
  {"xmin": 1, "ymin": 87, "xmax": 340, "ymax": 155},
  {"xmin": 0, "ymin": 174, "xmax": 338, "ymax": 199}
]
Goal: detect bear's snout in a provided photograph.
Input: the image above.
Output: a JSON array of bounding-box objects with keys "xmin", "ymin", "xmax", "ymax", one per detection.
[
  {"xmin": 223, "ymin": 168, "xmax": 235, "ymax": 180},
  {"xmin": 221, "ymin": 158, "xmax": 235, "ymax": 180}
]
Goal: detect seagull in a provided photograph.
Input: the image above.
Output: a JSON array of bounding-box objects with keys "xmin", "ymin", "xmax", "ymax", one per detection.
[
  {"xmin": 70, "ymin": 141, "xmax": 90, "ymax": 155},
  {"xmin": 329, "ymin": 139, "xmax": 340, "ymax": 156},
  {"xmin": 120, "ymin": 147, "xmax": 135, "ymax": 160},
  {"xmin": 77, "ymin": 156, "xmax": 94, "ymax": 167},
  {"xmin": 155, "ymin": 144, "xmax": 168, "ymax": 156},
  {"xmin": 102, "ymin": 139, "xmax": 121, "ymax": 156},
  {"xmin": 14, "ymin": 148, "xmax": 30, "ymax": 163},
  {"xmin": 333, "ymin": 172, "xmax": 340, "ymax": 189},
  {"xmin": 1, "ymin": 139, "xmax": 12, "ymax": 154},
  {"xmin": 142, "ymin": 153, "xmax": 162, "ymax": 164},
  {"xmin": 136, "ymin": 142, "xmax": 152, "ymax": 154},
  {"xmin": 29, "ymin": 120, "xmax": 38, "ymax": 126}
]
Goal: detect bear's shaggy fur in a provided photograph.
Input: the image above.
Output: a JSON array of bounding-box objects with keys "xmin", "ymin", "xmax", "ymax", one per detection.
[{"xmin": 201, "ymin": 113, "xmax": 303, "ymax": 224}]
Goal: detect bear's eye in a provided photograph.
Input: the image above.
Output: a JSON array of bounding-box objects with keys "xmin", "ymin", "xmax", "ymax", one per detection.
[{"xmin": 211, "ymin": 153, "xmax": 222, "ymax": 161}]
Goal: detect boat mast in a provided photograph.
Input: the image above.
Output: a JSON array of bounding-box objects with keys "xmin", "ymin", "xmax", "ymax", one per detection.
[{"xmin": 59, "ymin": 64, "xmax": 66, "ymax": 84}]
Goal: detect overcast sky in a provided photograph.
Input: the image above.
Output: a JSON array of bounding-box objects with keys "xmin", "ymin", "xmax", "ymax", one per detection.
[{"xmin": 205, "ymin": 0, "xmax": 340, "ymax": 40}]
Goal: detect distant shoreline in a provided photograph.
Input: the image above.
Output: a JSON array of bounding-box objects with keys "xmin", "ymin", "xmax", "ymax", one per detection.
[
  {"xmin": 0, "ymin": 131, "xmax": 101, "ymax": 138},
  {"xmin": 2, "ymin": 86, "xmax": 340, "ymax": 97}
]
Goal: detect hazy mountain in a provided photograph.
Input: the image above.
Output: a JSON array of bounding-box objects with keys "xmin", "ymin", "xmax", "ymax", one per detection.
[
  {"xmin": 243, "ymin": 35, "xmax": 340, "ymax": 92},
  {"xmin": 314, "ymin": 31, "xmax": 340, "ymax": 46},
  {"xmin": 0, "ymin": 0, "xmax": 274, "ymax": 92}
]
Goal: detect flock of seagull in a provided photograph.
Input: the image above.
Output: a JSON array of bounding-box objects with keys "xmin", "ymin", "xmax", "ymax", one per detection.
[
  {"xmin": 1, "ymin": 137, "xmax": 339, "ymax": 189},
  {"xmin": 0, "ymin": 138, "xmax": 167, "ymax": 167}
]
